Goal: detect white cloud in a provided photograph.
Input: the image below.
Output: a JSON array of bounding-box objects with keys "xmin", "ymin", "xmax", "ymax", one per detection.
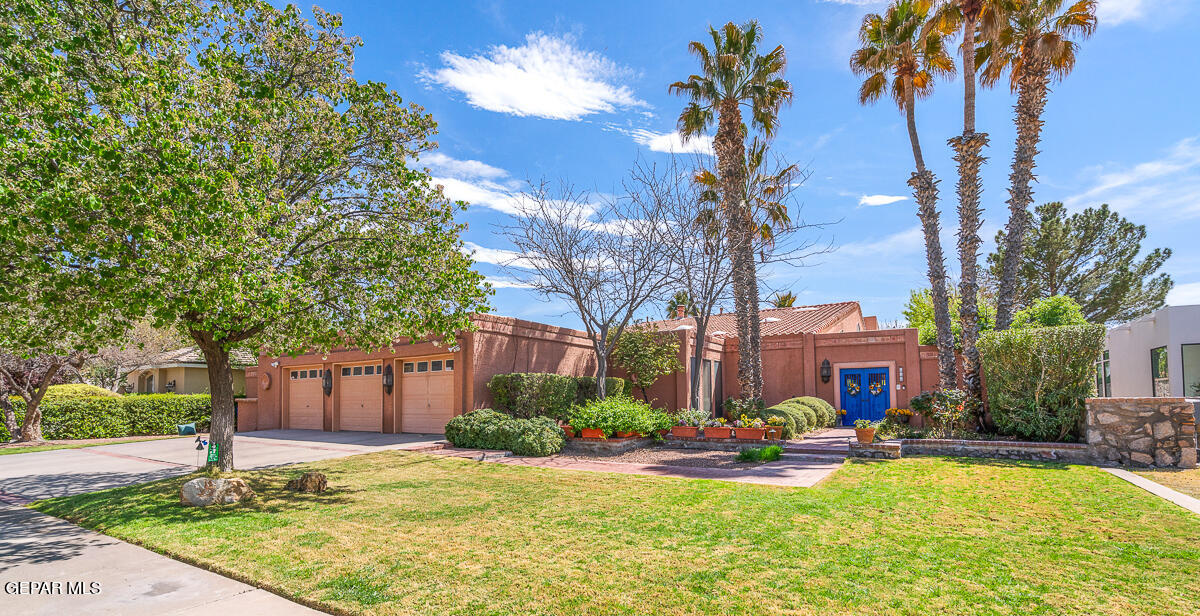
[
  {"xmin": 485, "ymin": 276, "xmax": 534, "ymax": 289},
  {"xmin": 462, "ymin": 241, "xmax": 539, "ymax": 270},
  {"xmin": 1167, "ymin": 281, "xmax": 1200, "ymax": 306},
  {"xmin": 1097, "ymin": 0, "xmax": 1147, "ymax": 25},
  {"xmin": 420, "ymin": 32, "xmax": 646, "ymax": 121},
  {"xmin": 838, "ymin": 226, "xmax": 924, "ymax": 258},
  {"xmin": 1065, "ymin": 136, "xmax": 1200, "ymax": 219},
  {"xmin": 858, "ymin": 194, "xmax": 908, "ymax": 207},
  {"xmin": 628, "ymin": 129, "xmax": 714, "ymax": 155},
  {"xmin": 422, "ymin": 152, "xmax": 508, "ymax": 180}
]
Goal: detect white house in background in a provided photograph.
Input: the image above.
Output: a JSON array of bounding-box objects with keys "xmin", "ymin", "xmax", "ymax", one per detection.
[{"xmin": 1098, "ymin": 305, "xmax": 1200, "ymax": 398}]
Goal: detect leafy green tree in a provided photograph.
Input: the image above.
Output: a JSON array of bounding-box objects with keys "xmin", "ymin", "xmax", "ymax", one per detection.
[
  {"xmin": 852, "ymin": 0, "xmax": 958, "ymax": 389},
  {"xmin": 978, "ymin": 0, "xmax": 1098, "ymax": 329},
  {"xmin": 612, "ymin": 324, "xmax": 684, "ymax": 403},
  {"xmin": 670, "ymin": 21, "xmax": 792, "ymax": 402},
  {"xmin": 903, "ymin": 288, "xmax": 996, "ymax": 347},
  {"xmin": 666, "ymin": 291, "xmax": 698, "ymax": 318},
  {"xmin": 1010, "ymin": 295, "xmax": 1088, "ymax": 329},
  {"xmin": 988, "ymin": 202, "xmax": 1172, "ymax": 323}
]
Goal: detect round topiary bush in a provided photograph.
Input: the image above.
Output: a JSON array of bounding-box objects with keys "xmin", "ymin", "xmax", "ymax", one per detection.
[{"xmin": 795, "ymin": 396, "xmax": 835, "ymax": 427}]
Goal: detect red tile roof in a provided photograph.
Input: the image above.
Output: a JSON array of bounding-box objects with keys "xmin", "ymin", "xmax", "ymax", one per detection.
[{"xmin": 647, "ymin": 302, "xmax": 862, "ymax": 338}]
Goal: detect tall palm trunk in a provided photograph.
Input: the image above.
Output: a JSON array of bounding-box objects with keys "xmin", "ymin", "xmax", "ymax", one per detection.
[
  {"xmin": 903, "ymin": 75, "xmax": 957, "ymax": 389},
  {"xmin": 715, "ymin": 99, "xmax": 761, "ymax": 400},
  {"xmin": 994, "ymin": 53, "xmax": 1050, "ymax": 331},
  {"xmin": 951, "ymin": 4, "xmax": 987, "ymax": 405}
]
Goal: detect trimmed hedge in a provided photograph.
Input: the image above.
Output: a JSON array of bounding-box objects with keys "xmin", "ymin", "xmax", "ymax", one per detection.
[
  {"xmin": 444, "ymin": 409, "xmax": 565, "ymax": 456},
  {"xmin": 487, "ymin": 373, "xmax": 629, "ymax": 421},
  {"xmin": 794, "ymin": 396, "xmax": 837, "ymax": 427},
  {"xmin": 761, "ymin": 396, "xmax": 839, "ymax": 439},
  {"xmin": 43, "ymin": 384, "xmax": 121, "ymax": 399},
  {"xmin": 978, "ymin": 324, "xmax": 1105, "ymax": 442},
  {"xmin": 761, "ymin": 404, "xmax": 803, "ymax": 439},
  {"xmin": 2, "ymin": 394, "xmax": 211, "ymax": 441}
]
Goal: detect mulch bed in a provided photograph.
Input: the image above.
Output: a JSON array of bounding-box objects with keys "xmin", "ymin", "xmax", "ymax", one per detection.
[{"xmin": 557, "ymin": 445, "xmax": 777, "ymax": 469}]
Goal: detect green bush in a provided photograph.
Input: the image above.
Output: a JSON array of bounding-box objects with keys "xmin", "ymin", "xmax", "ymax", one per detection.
[
  {"xmin": 736, "ymin": 445, "xmax": 783, "ymax": 463},
  {"xmin": 978, "ymin": 324, "xmax": 1105, "ymax": 442},
  {"xmin": 794, "ymin": 396, "xmax": 836, "ymax": 427},
  {"xmin": 443, "ymin": 409, "xmax": 565, "ymax": 456},
  {"xmin": 574, "ymin": 376, "xmax": 630, "ymax": 403},
  {"xmin": 567, "ymin": 395, "xmax": 670, "ymax": 437},
  {"xmin": 486, "ymin": 373, "xmax": 630, "ymax": 421},
  {"xmin": 762, "ymin": 404, "xmax": 805, "ymax": 439},
  {"xmin": 1, "ymin": 394, "xmax": 211, "ymax": 441},
  {"xmin": 43, "ymin": 384, "xmax": 121, "ymax": 399}
]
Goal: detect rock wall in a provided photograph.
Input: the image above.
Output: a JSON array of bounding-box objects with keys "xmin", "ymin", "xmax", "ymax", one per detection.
[{"xmin": 1086, "ymin": 398, "xmax": 1197, "ymax": 468}]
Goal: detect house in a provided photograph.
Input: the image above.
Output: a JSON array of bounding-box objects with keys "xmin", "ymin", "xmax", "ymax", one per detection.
[
  {"xmin": 1096, "ymin": 305, "xmax": 1200, "ymax": 398},
  {"xmin": 125, "ymin": 347, "xmax": 255, "ymax": 396},
  {"xmin": 238, "ymin": 302, "xmax": 945, "ymax": 434}
]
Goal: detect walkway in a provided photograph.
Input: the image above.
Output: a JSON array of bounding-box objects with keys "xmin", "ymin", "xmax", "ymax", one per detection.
[
  {"xmin": 785, "ymin": 426, "xmax": 854, "ymax": 455},
  {"xmin": 1102, "ymin": 468, "xmax": 1200, "ymax": 516}
]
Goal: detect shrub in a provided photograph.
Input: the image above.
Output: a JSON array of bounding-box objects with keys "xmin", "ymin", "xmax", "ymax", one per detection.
[
  {"xmin": 567, "ymin": 395, "xmax": 670, "ymax": 437},
  {"xmin": 978, "ymin": 324, "xmax": 1105, "ymax": 442},
  {"xmin": 762, "ymin": 404, "xmax": 805, "ymax": 439},
  {"xmin": 909, "ymin": 392, "xmax": 935, "ymax": 415},
  {"xmin": 443, "ymin": 409, "xmax": 565, "ymax": 456},
  {"xmin": 43, "ymin": 384, "xmax": 121, "ymax": 399},
  {"xmin": 1, "ymin": 394, "xmax": 211, "ymax": 441},
  {"xmin": 736, "ymin": 445, "xmax": 783, "ymax": 463},
  {"xmin": 486, "ymin": 373, "xmax": 577, "ymax": 420},
  {"xmin": 574, "ymin": 376, "xmax": 630, "ymax": 404},
  {"xmin": 794, "ymin": 396, "xmax": 836, "ymax": 427},
  {"xmin": 924, "ymin": 388, "xmax": 971, "ymax": 438},
  {"xmin": 786, "ymin": 400, "xmax": 819, "ymax": 432}
]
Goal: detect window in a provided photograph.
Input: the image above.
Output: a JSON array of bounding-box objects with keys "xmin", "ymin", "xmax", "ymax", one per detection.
[
  {"xmin": 1094, "ymin": 350, "xmax": 1112, "ymax": 397},
  {"xmin": 365, "ymin": 365, "xmax": 374, "ymax": 376},
  {"xmin": 403, "ymin": 363, "xmax": 414, "ymax": 373},
  {"xmin": 307, "ymin": 369, "xmax": 317, "ymax": 379},
  {"xmin": 445, "ymin": 359, "xmax": 454, "ymax": 371},
  {"xmin": 353, "ymin": 366, "xmax": 363, "ymax": 376},
  {"xmin": 417, "ymin": 361, "xmax": 428, "ymax": 373},
  {"xmin": 1151, "ymin": 346, "xmax": 1169, "ymax": 397},
  {"xmin": 1183, "ymin": 344, "xmax": 1200, "ymax": 398},
  {"xmin": 291, "ymin": 371, "xmax": 299, "ymax": 380},
  {"xmin": 341, "ymin": 367, "xmax": 351, "ymax": 377},
  {"xmin": 431, "ymin": 360, "xmax": 442, "ymax": 371}
]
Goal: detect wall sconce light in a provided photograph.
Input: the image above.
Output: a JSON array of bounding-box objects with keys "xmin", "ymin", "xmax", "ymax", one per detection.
[
  {"xmin": 383, "ymin": 364, "xmax": 395, "ymax": 394},
  {"xmin": 270, "ymin": 361, "xmax": 279, "ymax": 368},
  {"xmin": 820, "ymin": 359, "xmax": 832, "ymax": 383},
  {"xmin": 898, "ymin": 367, "xmax": 904, "ymax": 383},
  {"xmin": 322, "ymin": 369, "xmax": 333, "ymax": 397}
]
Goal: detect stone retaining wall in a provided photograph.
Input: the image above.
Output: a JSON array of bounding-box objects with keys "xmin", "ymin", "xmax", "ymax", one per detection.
[
  {"xmin": 664, "ymin": 436, "xmax": 786, "ymax": 452},
  {"xmin": 562, "ymin": 436, "xmax": 653, "ymax": 455},
  {"xmin": 848, "ymin": 439, "xmax": 1088, "ymax": 463},
  {"xmin": 1086, "ymin": 397, "xmax": 1197, "ymax": 468}
]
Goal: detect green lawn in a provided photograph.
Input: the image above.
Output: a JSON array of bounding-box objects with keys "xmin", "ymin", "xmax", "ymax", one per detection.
[
  {"xmin": 32, "ymin": 453, "xmax": 1200, "ymax": 616},
  {"xmin": 0, "ymin": 435, "xmax": 184, "ymax": 456}
]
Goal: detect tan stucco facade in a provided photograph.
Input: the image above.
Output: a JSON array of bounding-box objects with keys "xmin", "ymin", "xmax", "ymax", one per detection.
[{"xmin": 126, "ymin": 365, "xmax": 246, "ymax": 396}]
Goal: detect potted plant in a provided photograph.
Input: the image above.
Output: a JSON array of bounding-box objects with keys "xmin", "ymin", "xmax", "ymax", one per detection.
[
  {"xmin": 670, "ymin": 408, "xmax": 708, "ymax": 438},
  {"xmin": 853, "ymin": 419, "xmax": 876, "ymax": 444},
  {"xmin": 884, "ymin": 407, "xmax": 912, "ymax": 424},
  {"xmin": 733, "ymin": 415, "xmax": 766, "ymax": 440},
  {"xmin": 561, "ymin": 423, "xmax": 576, "ymax": 438},
  {"xmin": 764, "ymin": 415, "xmax": 786, "ymax": 440},
  {"xmin": 704, "ymin": 417, "xmax": 732, "ymax": 439}
]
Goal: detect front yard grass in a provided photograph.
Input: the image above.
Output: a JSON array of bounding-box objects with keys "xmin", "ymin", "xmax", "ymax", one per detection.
[
  {"xmin": 1134, "ymin": 468, "xmax": 1200, "ymax": 499},
  {"xmin": 32, "ymin": 453, "xmax": 1200, "ymax": 616}
]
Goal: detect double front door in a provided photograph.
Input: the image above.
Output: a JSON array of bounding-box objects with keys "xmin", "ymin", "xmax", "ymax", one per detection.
[{"xmin": 840, "ymin": 368, "xmax": 890, "ymax": 425}]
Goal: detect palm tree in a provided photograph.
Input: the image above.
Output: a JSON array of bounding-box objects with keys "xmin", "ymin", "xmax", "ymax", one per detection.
[
  {"xmin": 670, "ymin": 21, "xmax": 792, "ymax": 401},
  {"xmin": 930, "ymin": 0, "xmax": 990, "ymax": 403},
  {"xmin": 770, "ymin": 291, "xmax": 797, "ymax": 308},
  {"xmin": 666, "ymin": 290, "xmax": 697, "ymax": 318},
  {"xmin": 851, "ymin": 0, "xmax": 958, "ymax": 389},
  {"xmin": 979, "ymin": 0, "xmax": 1097, "ymax": 330}
]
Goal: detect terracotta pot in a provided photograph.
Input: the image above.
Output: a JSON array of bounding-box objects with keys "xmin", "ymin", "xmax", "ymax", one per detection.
[
  {"xmin": 735, "ymin": 428, "xmax": 766, "ymax": 440},
  {"xmin": 670, "ymin": 426, "xmax": 699, "ymax": 438},
  {"xmin": 765, "ymin": 426, "xmax": 785, "ymax": 440},
  {"xmin": 705, "ymin": 427, "xmax": 733, "ymax": 439},
  {"xmin": 615, "ymin": 430, "xmax": 636, "ymax": 438},
  {"xmin": 561, "ymin": 425, "xmax": 576, "ymax": 438},
  {"xmin": 654, "ymin": 429, "xmax": 669, "ymax": 438},
  {"xmin": 854, "ymin": 428, "xmax": 876, "ymax": 444},
  {"xmin": 579, "ymin": 428, "xmax": 605, "ymax": 439}
]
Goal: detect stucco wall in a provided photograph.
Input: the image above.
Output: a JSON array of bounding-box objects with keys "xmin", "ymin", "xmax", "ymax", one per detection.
[
  {"xmin": 1105, "ymin": 306, "xmax": 1200, "ymax": 398},
  {"xmin": 125, "ymin": 366, "xmax": 245, "ymax": 395},
  {"xmin": 469, "ymin": 314, "xmax": 598, "ymax": 410}
]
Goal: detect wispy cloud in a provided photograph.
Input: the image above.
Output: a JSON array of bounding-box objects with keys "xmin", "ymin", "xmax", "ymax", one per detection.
[
  {"xmin": 485, "ymin": 275, "xmax": 534, "ymax": 289},
  {"xmin": 1065, "ymin": 136, "xmax": 1200, "ymax": 219},
  {"xmin": 463, "ymin": 242, "xmax": 536, "ymax": 269},
  {"xmin": 420, "ymin": 32, "xmax": 646, "ymax": 121},
  {"xmin": 858, "ymin": 194, "xmax": 908, "ymax": 207},
  {"xmin": 422, "ymin": 152, "xmax": 509, "ymax": 180},
  {"xmin": 628, "ymin": 129, "xmax": 714, "ymax": 155},
  {"xmin": 837, "ymin": 226, "xmax": 924, "ymax": 258}
]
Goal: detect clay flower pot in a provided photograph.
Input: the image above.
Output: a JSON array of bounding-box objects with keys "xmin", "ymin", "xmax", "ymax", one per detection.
[
  {"xmin": 579, "ymin": 428, "xmax": 605, "ymax": 439},
  {"xmin": 705, "ymin": 427, "xmax": 733, "ymax": 439},
  {"xmin": 854, "ymin": 428, "xmax": 876, "ymax": 444},
  {"xmin": 671, "ymin": 426, "xmax": 699, "ymax": 438},
  {"xmin": 561, "ymin": 425, "xmax": 576, "ymax": 438},
  {"xmin": 765, "ymin": 426, "xmax": 785, "ymax": 440},
  {"xmin": 615, "ymin": 430, "xmax": 636, "ymax": 438},
  {"xmin": 735, "ymin": 428, "xmax": 766, "ymax": 440}
]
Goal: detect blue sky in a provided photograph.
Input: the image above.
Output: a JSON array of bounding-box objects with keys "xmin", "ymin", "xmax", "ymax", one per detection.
[{"xmin": 315, "ymin": 0, "xmax": 1198, "ymax": 328}]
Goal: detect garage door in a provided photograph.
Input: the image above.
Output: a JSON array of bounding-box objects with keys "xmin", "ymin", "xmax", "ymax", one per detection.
[
  {"xmin": 401, "ymin": 357, "xmax": 455, "ymax": 434},
  {"xmin": 338, "ymin": 363, "xmax": 383, "ymax": 432},
  {"xmin": 288, "ymin": 367, "xmax": 324, "ymax": 430}
]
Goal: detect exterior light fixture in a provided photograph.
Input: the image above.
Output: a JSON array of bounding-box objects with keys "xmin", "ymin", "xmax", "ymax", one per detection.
[
  {"xmin": 322, "ymin": 369, "xmax": 333, "ymax": 396},
  {"xmin": 383, "ymin": 364, "xmax": 395, "ymax": 394},
  {"xmin": 820, "ymin": 359, "xmax": 832, "ymax": 384},
  {"xmin": 166, "ymin": 380, "xmax": 176, "ymax": 393}
]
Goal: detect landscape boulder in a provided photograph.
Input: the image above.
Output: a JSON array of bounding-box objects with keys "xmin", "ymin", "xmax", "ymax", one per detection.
[
  {"xmin": 180, "ymin": 477, "xmax": 255, "ymax": 507},
  {"xmin": 285, "ymin": 471, "xmax": 328, "ymax": 493}
]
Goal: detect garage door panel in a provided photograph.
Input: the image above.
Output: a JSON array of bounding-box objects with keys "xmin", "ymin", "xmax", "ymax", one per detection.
[
  {"xmin": 401, "ymin": 359, "xmax": 454, "ymax": 434},
  {"xmin": 288, "ymin": 368, "xmax": 324, "ymax": 431},
  {"xmin": 339, "ymin": 364, "xmax": 383, "ymax": 432}
]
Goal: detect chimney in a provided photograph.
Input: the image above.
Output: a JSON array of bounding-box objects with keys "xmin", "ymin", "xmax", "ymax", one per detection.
[{"xmin": 676, "ymin": 305, "xmax": 686, "ymax": 319}]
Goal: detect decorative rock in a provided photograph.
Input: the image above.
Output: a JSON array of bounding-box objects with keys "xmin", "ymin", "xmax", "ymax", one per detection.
[
  {"xmin": 285, "ymin": 472, "xmax": 328, "ymax": 493},
  {"xmin": 1155, "ymin": 450, "xmax": 1178, "ymax": 467},
  {"xmin": 1128, "ymin": 452, "xmax": 1154, "ymax": 466},
  {"xmin": 1096, "ymin": 412, "xmax": 1120, "ymax": 425},
  {"xmin": 1180, "ymin": 448, "xmax": 1197, "ymax": 469},
  {"xmin": 1127, "ymin": 437, "xmax": 1152, "ymax": 453},
  {"xmin": 1152, "ymin": 421, "xmax": 1175, "ymax": 439},
  {"xmin": 180, "ymin": 477, "xmax": 255, "ymax": 507}
]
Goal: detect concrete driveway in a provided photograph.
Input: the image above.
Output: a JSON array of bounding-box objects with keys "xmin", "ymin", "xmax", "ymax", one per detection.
[{"xmin": 0, "ymin": 429, "xmax": 445, "ymax": 614}]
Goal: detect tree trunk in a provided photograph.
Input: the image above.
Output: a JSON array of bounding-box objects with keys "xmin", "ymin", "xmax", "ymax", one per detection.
[
  {"xmin": 744, "ymin": 245, "xmax": 764, "ymax": 400},
  {"xmin": 689, "ymin": 320, "xmax": 708, "ymax": 412},
  {"xmin": 903, "ymin": 77, "xmax": 956, "ymax": 389},
  {"xmin": 594, "ymin": 336, "xmax": 609, "ymax": 399},
  {"xmin": 193, "ymin": 330, "xmax": 237, "ymax": 472},
  {"xmin": 995, "ymin": 57, "xmax": 1050, "ymax": 331},
  {"xmin": 953, "ymin": 7, "xmax": 987, "ymax": 406},
  {"xmin": 16, "ymin": 361, "xmax": 63, "ymax": 442}
]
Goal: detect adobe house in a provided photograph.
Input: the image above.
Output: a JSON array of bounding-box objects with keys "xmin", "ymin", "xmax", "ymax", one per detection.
[
  {"xmin": 126, "ymin": 347, "xmax": 253, "ymax": 395},
  {"xmin": 237, "ymin": 303, "xmax": 943, "ymax": 434}
]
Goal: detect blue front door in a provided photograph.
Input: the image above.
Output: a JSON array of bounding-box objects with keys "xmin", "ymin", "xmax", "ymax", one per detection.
[{"xmin": 840, "ymin": 368, "xmax": 890, "ymax": 425}]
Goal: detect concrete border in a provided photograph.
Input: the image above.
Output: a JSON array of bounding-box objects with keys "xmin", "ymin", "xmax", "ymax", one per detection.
[{"xmin": 1101, "ymin": 468, "xmax": 1200, "ymax": 515}]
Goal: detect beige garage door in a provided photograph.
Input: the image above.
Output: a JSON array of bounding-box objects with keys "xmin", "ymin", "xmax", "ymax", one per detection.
[
  {"xmin": 401, "ymin": 357, "xmax": 455, "ymax": 434},
  {"xmin": 338, "ymin": 363, "xmax": 383, "ymax": 432},
  {"xmin": 287, "ymin": 367, "xmax": 324, "ymax": 430}
]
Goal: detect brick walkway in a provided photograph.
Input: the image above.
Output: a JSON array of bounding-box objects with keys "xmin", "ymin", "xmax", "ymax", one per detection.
[{"xmin": 785, "ymin": 427, "xmax": 854, "ymax": 454}]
